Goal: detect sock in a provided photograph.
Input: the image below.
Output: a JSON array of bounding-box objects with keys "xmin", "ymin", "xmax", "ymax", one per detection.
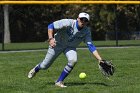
[
  {"xmin": 57, "ymin": 70, "xmax": 69, "ymax": 82},
  {"xmin": 35, "ymin": 64, "xmax": 40, "ymax": 72},
  {"xmin": 57, "ymin": 64, "xmax": 73, "ymax": 82}
]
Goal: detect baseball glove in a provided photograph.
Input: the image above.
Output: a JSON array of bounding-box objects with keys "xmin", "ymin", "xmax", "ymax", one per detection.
[{"xmin": 98, "ymin": 60, "xmax": 115, "ymax": 77}]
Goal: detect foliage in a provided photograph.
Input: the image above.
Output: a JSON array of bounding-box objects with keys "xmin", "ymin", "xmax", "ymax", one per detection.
[{"xmin": 0, "ymin": 4, "xmax": 140, "ymax": 42}]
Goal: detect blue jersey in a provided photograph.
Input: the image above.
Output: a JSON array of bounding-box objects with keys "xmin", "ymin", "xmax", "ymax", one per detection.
[{"xmin": 48, "ymin": 19, "xmax": 96, "ymax": 52}]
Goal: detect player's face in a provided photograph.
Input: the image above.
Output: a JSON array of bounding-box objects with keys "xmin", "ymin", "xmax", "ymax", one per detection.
[{"xmin": 78, "ymin": 17, "xmax": 89, "ymax": 28}]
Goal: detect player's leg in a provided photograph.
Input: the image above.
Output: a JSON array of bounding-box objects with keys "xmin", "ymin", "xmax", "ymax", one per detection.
[
  {"xmin": 55, "ymin": 48, "xmax": 77, "ymax": 87},
  {"xmin": 28, "ymin": 47, "xmax": 62, "ymax": 79}
]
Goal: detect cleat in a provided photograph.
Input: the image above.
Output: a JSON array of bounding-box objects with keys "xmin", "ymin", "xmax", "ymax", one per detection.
[
  {"xmin": 55, "ymin": 81, "xmax": 67, "ymax": 88},
  {"xmin": 28, "ymin": 67, "xmax": 37, "ymax": 79},
  {"xmin": 28, "ymin": 65, "xmax": 40, "ymax": 79}
]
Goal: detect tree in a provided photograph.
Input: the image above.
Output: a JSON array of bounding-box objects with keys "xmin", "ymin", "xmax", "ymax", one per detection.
[{"xmin": 3, "ymin": 4, "xmax": 11, "ymax": 43}]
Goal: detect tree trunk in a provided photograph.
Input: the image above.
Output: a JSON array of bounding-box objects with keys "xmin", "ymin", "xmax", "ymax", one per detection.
[{"xmin": 3, "ymin": 4, "xmax": 11, "ymax": 43}]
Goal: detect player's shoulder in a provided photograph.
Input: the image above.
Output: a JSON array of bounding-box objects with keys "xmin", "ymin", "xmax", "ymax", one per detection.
[
  {"xmin": 56, "ymin": 19, "xmax": 75, "ymax": 24},
  {"xmin": 59, "ymin": 19, "xmax": 75, "ymax": 22},
  {"xmin": 83, "ymin": 26, "xmax": 90, "ymax": 31},
  {"xmin": 83, "ymin": 27, "xmax": 91, "ymax": 34}
]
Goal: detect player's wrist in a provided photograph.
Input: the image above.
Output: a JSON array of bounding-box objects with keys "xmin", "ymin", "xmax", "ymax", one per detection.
[
  {"xmin": 98, "ymin": 59, "xmax": 103, "ymax": 63},
  {"xmin": 48, "ymin": 37, "xmax": 54, "ymax": 42}
]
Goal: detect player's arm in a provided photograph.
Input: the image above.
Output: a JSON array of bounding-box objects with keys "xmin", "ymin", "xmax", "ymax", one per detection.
[
  {"xmin": 48, "ymin": 23, "xmax": 56, "ymax": 48},
  {"xmin": 87, "ymin": 42, "xmax": 102, "ymax": 62},
  {"xmin": 84, "ymin": 29, "xmax": 102, "ymax": 62},
  {"xmin": 53, "ymin": 19, "xmax": 73, "ymax": 29},
  {"xmin": 47, "ymin": 19, "xmax": 73, "ymax": 47}
]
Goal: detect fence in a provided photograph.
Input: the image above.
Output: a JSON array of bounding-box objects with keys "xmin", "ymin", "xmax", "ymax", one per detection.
[{"xmin": 0, "ymin": 1, "xmax": 140, "ymax": 50}]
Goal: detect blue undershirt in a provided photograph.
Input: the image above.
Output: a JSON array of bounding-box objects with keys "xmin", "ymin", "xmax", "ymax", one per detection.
[
  {"xmin": 76, "ymin": 21, "xmax": 82, "ymax": 31},
  {"xmin": 87, "ymin": 42, "xmax": 96, "ymax": 53},
  {"xmin": 48, "ymin": 23, "xmax": 54, "ymax": 29}
]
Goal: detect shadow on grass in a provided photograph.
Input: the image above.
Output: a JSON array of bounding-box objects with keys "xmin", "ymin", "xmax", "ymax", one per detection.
[
  {"xmin": 66, "ymin": 82, "xmax": 110, "ymax": 87},
  {"xmin": 47, "ymin": 81, "xmax": 118, "ymax": 87}
]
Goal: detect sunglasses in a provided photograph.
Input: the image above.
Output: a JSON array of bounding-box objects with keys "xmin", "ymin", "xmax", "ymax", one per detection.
[{"xmin": 80, "ymin": 18, "xmax": 89, "ymax": 22}]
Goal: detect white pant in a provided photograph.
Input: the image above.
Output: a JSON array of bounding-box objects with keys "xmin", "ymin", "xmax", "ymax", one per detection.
[{"xmin": 39, "ymin": 46, "xmax": 77, "ymax": 69}]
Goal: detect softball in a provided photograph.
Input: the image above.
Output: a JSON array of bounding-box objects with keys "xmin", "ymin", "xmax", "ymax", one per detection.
[{"xmin": 79, "ymin": 72, "xmax": 86, "ymax": 79}]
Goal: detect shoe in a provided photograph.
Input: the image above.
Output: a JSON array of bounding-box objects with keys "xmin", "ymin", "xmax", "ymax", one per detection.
[
  {"xmin": 28, "ymin": 67, "xmax": 36, "ymax": 79},
  {"xmin": 55, "ymin": 81, "xmax": 67, "ymax": 88}
]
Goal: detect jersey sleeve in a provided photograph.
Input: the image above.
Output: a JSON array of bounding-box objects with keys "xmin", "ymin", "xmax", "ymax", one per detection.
[
  {"xmin": 87, "ymin": 42, "xmax": 96, "ymax": 53},
  {"xmin": 84, "ymin": 28, "xmax": 97, "ymax": 53},
  {"xmin": 48, "ymin": 23, "xmax": 54, "ymax": 30},
  {"xmin": 53, "ymin": 19, "xmax": 73, "ymax": 29},
  {"xmin": 84, "ymin": 28, "xmax": 92, "ymax": 43}
]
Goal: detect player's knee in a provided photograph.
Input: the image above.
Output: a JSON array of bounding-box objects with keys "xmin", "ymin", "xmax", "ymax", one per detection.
[
  {"xmin": 39, "ymin": 63, "xmax": 47, "ymax": 69},
  {"xmin": 69, "ymin": 58, "xmax": 77, "ymax": 63},
  {"xmin": 68, "ymin": 58, "xmax": 77, "ymax": 66}
]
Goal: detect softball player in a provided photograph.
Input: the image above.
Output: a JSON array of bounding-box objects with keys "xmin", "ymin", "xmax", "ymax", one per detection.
[{"xmin": 28, "ymin": 12, "xmax": 102, "ymax": 88}]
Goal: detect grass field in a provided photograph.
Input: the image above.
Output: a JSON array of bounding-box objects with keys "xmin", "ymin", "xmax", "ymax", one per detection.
[
  {"xmin": 0, "ymin": 47, "xmax": 140, "ymax": 93},
  {"xmin": 0, "ymin": 40, "xmax": 140, "ymax": 50}
]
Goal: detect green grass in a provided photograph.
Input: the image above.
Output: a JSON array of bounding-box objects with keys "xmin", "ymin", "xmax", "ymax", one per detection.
[
  {"xmin": 0, "ymin": 40, "xmax": 140, "ymax": 50},
  {"xmin": 0, "ymin": 47, "xmax": 140, "ymax": 93},
  {"xmin": 0, "ymin": 42, "xmax": 48, "ymax": 50}
]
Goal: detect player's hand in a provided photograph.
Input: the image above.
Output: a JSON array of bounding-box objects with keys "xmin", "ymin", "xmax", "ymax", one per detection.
[
  {"xmin": 98, "ymin": 60, "xmax": 115, "ymax": 77},
  {"xmin": 48, "ymin": 38, "xmax": 56, "ymax": 48}
]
